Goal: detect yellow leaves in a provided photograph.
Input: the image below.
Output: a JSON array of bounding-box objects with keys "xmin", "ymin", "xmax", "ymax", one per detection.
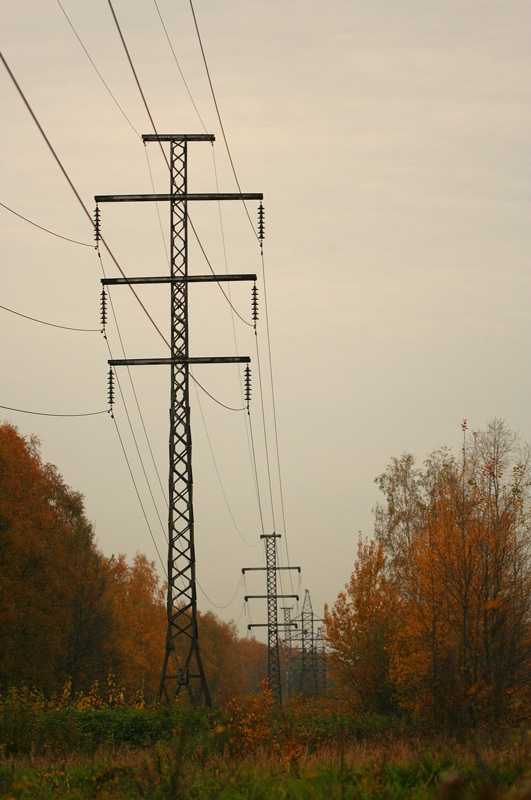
[
  {"xmin": 224, "ymin": 683, "xmax": 276, "ymax": 756},
  {"xmin": 484, "ymin": 597, "xmax": 503, "ymax": 611}
]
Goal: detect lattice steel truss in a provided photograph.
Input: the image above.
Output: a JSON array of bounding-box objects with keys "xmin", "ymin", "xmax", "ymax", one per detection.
[
  {"xmin": 282, "ymin": 606, "xmax": 294, "ymax": 700},
  {"xmin": 243, "ymin": 540, "xmax": 299, "ymax": 706},
  {"xmin": 96, "ymin": 133, "xmax": 262, "ymax": 707},
  {"xmin": 263, "ymin": 533, "xmax": 282, "ymax": 703},
  {"xmin": 314, "ymin": 627, "xmax": 327, "ymax": 693},
  {"xmin": 298, "ymin": 589, "xmax": 315, "ymax": 693},
  {"xmin": 159, "ymin": 138, "xmax": 210, "ymax": 705}
]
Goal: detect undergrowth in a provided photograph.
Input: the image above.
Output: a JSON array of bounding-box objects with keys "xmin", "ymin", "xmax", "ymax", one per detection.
[{"xmin": 1, "ymin": 686, "xmax": 530, "ymax": 798}]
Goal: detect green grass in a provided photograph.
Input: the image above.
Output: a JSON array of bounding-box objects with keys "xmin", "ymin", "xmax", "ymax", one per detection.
[
  {"xmin": 1, "ymin": 697, "xmax": 530, "ymax": 798},
  {"xmin": 0, "ymin": 752, "xmax": 531, "ymax": 800},
  {"xmin": 1, "ymin": 737, "xmax": 530, "ymax": 799}
]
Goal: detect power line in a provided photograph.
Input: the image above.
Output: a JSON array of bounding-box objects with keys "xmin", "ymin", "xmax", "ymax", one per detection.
[
  {"xmin": 188, "ymin": 0, "xmax": 258, "ymax": 240},
  {"xmin": 188, "ymin": 213, "xmax": 254, "ymax": 327},
  {"xmin": 197, "ymin": 574, "xmax": 243, "ymax": 610},
  {"xmin": 151, "ymin": 0, "xmax": 209, "ymax": 134},
  {"xmin": 0, "ymin": 404, "xmax": 108, "ymax": 418},
  {"xmin": 105, "ymin": 4, "xmax": 253, "ymax": 329},
  {"xmin": 190, "ymin": 372, "xmax": 246, "ymax": 412},
  {"xmin": 193, "ymin": 381, "xmax": 259, "ymax": 548},
  {"xmin": 99, "ymin": 250, "xmax": 167, "ymax": 505},
  {"xmin": 253, "ymin": 330, "xmax": 276, "ymax": 533},
  {"xmin": 0, "ymin": 200, "xmax": 93, "ymax": 247},
  {"xmin": 112, "ymin": 414, "xmax": 167, "ymax": 577},
  {"xmin": 107, "ymin": 354, "xmax": 168, "ymax": 543},
  {"xmin": 259, "ymin": 250, "xmax": 295, "ymax": 594},
  {"xmin": 0, "ymin": 49, "xmax": 170, "ymax": 350},
  {"xmin": 184, "ymin": 5, "xmax": 292, "ymax": 590},
  {"xmin": 0, "ymin": 303, "xmax": 99, "ymax": 332},
  {"xmin": 55, "ymin": 0, "xmax": 141, "ymax": 138}
]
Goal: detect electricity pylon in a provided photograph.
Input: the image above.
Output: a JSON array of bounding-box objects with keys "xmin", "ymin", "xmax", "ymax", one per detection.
[
  {"xmin": 315, "ymin": 626, "xmax": 327, "ymax": 693},
  {"xmin": 282, "ymin": 606, "xmax": 294, "ymax": 700},
  {"xmin": 292, "ymin": 588, "xmax": 325, "ymax": 694},
  {"xmin": 96, "ymin": 133, "xmax": 262, "ymax": 706},
  {"xmin": 243, "ymin": 536, "xmax": 299, "ymax": 705}
]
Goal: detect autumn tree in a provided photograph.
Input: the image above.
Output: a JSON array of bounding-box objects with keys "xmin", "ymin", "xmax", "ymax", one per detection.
[
  {"xmin": 0, "ymin": 423, "xmax": 116, "ymax": 693},
  {"xmin": 109, "ymin": 553, "xmax": 166, "ymax": 702},
  {"xmin": 323, "ymin": 537, "xmax": 399, "ymax": 713},
  {"xmin": 375, "ymin": 420, "xmax": 531, "ymax": 723}
]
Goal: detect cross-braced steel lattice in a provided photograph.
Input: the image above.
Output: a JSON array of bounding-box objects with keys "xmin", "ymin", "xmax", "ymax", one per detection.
[
  {"xmin": 97, "ymin": 133, "xmax": 262, "ymax": 707},
  {"xmin": 243, "ymin": 543, "xmax": 299, "ymax": 706},
  {"xmin": 314, "ymin": 627, "xmax": 327, "ymax": 693},
  {"xmin": 282, "ymin": 606, "xmax": 294, "ymax": 700},
  {"xmin": 159, "ymin": 138, "xmax": 210, "ymax": 706},
  {"xmin": 262, "ymin": 533, "xmax": 282, "ymax": 703},
  {"xmin": 298, "ymin": 589, "xmax": 315, "ymax": 693}
]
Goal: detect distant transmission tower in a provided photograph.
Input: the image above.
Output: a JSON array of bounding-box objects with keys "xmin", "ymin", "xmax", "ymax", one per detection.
[
  {"xmin": 292, "ymin": 588, "xmax": 325, "ymax": 694},
  {"xmin": 96, "ymin": 133, "xmax": 262, "ymax": 706},
  {"xmin": 315, "ymin": 626, "xmax": 327, "ymax": 693},
  {"xmin": 282, "ymin": 606, "xmax": 294, "ymax": 700},
  {"xmin": 243, "ymin": 536, "xmax": 299, "ymax": 705}
]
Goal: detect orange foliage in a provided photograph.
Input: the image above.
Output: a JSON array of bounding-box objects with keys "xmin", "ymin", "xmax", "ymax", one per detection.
[
  {"xmin": 324, "ymin": 538, "xmax": 398, "ymax": 713},
  {"xmin": 0, "ymin": 422, "xmax": 267, "ymax": 703},
  {"xmin": 326, "ymin": 421, "xmax": 531, "ymax": 726},
  {"xmin": 109, "ymin": 553, "xmax": 166, "ymax": 702}
]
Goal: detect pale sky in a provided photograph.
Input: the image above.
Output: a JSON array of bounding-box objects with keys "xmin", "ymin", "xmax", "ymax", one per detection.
[{"xmin": 1, "ymin": 1, "xmax": 530, "ymax": 639}]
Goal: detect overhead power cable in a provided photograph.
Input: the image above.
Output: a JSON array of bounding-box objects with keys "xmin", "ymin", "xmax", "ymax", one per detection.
[
  {"xmin": 112, "ymin": 415, "xmax": 167, "ymax": 577},
  {"xmin": 0, "ymin": 303, "xmax": 99, "ymax": 332},
  {"xmin": 190, "ymin": 371, "xmax": 246, "ymax": 412},
  {"xmin": 188, "ymin": 0, "xmax": 258, "ymax": 241},
  {"xmin": 106, "ymin": 0, "xmax": 169, "ymax": 170},
  {"xmin": 55, "ymin": 0, "xmax": 141, "ymax": 138},
  {"xmin": 193, "ymin": 380, "xmax": 259, "ymax": 547},
  {"xmin": 259, "ymin": 249, "xmax": 295, "ymax": 594},
  {"xmin": 0, "ymin": 404, "xmax": 108, "ymax": 418},
  {"xmin": 0, "ymin": 50, "xmax": 169, "ymax": 350},
  {"xmin": 101, "ymin": 11, "xmax": 252, "ymax": 406},
  {"xmin": 107, "ymin": 355, "xmax": 168, "ymax": 542},
  {"xmin": 0, "ymin": 200, "xmax": 92, "ymax": 247},
  {"xmin": 152, "ymin": 0, "xmax": 209, "ymax": 133},
  {"xmin": 98, "ymin": 249, "xmax": 167, "ymax": 504},
  {"xmin": 105, "ymin": 2, "xmax": 252, "ymax": 327},
  {"xmin": 197, "ymin": 575, "xmax": 242, "ymax": 610}
]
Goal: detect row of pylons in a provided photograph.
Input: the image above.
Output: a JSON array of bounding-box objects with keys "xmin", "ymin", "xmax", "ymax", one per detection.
[{"xmin": 281, "ymin": 589, "xmax": 327, "ymax": 700}]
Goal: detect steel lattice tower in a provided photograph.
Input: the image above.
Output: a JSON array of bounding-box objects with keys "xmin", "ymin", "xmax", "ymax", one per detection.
[
  {"xmin": 282, "ymin": 606, "xmax": 294, "ymax": 700},
  {"xmin": 243, "ymin": 536, "xmax": 299, "ymax": 705},
  {"xmin": 315, "ymin": 627, "xmax": 327, "ymax": 693},
  {"xmin": 96, "ymin": 133, "xmax": 261, "ymax": 706},
  {"xmin": 263, "ymin": 533, "xmax": 282, "ymax": 702},
  {"xmin": 299, "ymin": 589, "xmax": 316, "ymax": 693},
  {"xmin": 160, "ymin": 137, "xmax": 206, "ymax": 705}
]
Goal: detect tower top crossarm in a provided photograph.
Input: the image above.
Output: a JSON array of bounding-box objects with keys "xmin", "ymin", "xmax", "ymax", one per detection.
[{"xmin": 143, "ymin": 134, "xmax": 215, "ymax": 142}]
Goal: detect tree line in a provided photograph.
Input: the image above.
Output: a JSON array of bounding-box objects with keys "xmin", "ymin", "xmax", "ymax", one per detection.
[
  {"xmin": 0, "ymin": 422, "xmax": 266, "ymax": 704},
  {"xmin": 324, "ymin": 420, "xmax": 531, "ymax": 725}
]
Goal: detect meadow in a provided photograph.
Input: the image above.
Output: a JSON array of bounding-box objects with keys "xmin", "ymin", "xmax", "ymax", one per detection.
[{"xmin": 1, "ymin": 686, "xmax": 530, "ymax": 799}]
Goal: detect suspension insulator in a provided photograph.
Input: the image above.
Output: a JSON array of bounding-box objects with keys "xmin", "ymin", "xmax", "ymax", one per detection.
[
  {"xmin": 257, "ymin": 203, "xmax": 265, "ymax": 244},
  {"xmin": 94, "ymin": 205, "xmax": 101, "ymax": 244},
  {"xmin": 244, "ymin": 365, "xmax": 252, "ymax": 407},
  {"xmin": 251, "ymin": 284, "xmax": 259, "ymax": 326},
  {"xmin": 108, "ymin": 368, "xmax": 115, "ymax": 411},
  {"xmin": 100, "ymin": 289, "xmax": 107, "ymax": 329}
]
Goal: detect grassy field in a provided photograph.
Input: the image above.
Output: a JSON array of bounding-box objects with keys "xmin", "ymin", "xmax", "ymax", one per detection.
[{"xmin": 1, "ymin": 690, "xmax": 530, "ymax": 798}]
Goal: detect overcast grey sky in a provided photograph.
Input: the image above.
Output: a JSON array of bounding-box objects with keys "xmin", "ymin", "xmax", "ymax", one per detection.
[{"xmin": 1, "ymin": 0, "xmax": 530, "ymax": 637}]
